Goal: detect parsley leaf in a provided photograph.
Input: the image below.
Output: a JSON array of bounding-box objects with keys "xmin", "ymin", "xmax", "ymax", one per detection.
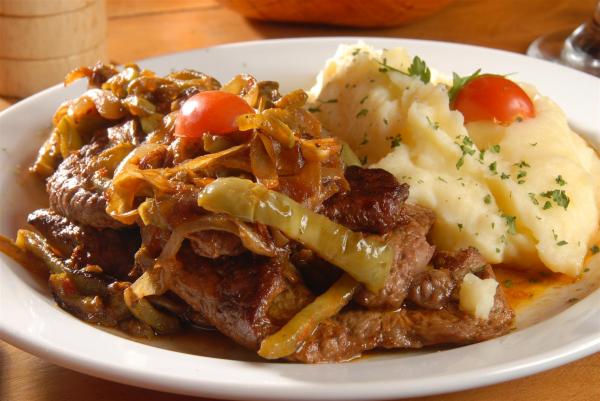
[
  {"xmin": 557, "ymin": 240, "xmax": 568, "ymax": 246},
  {"xmin": 407, "ymin": 56, "xmax": 431, "ymax": 84},
  {"xmin": 490, "ymin": 144, "xmax": 501, "ymax": 153},
  {"xmin": 489, "ymin": 161, "xmax": 498, "ymax": 175},
  {"xmin": 555, "ymin": 175, "xmax": 567, "ymax": 186},
  {"xmin": 540, "ymin": 189, "xmax": 570, "ymax": 210},
  {"xmin": 376, "ymin": 56, "xmax": 431, "ymax": 84},
  {"xmin": 484, "ymin": 194, "xmax": 492, "ymax": 204},
  {"xmin": 528, "ymin": 193, "xmax": 539, "ymax": 205},
  {"xmin": 502, "ymin": 214, "xmax": 517, "ymax": 235},
  {"xmin": 386, "ymin": 135, "xmax": 402, "ymax": 148},
  {"xmin": 591, "ymin": 245, "xmax": 600, "ymax": 254},
  {"xmin": 448, "ymin": 69, "xmax": 481, "ymax": 102}
]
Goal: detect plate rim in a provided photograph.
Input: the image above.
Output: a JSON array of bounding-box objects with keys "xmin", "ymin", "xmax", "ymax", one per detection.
[{"xmin": 1, "ymin": 36, "xmax": 599, "ymax": 400}]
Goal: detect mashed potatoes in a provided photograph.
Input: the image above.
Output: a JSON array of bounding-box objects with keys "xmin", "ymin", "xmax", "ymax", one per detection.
[{"xmin": 310, "ymin": 43, "xmax": 600, "ymax": 276}]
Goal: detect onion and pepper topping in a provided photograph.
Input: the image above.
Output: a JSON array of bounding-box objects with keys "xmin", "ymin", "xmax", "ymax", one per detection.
[
  {"xmin": 258, "ymin": 274, "xmax": 358, "ymax": 359},
  {"xmin": 197, "ymin": 177, "xmax": 393, "ymax": 292}
]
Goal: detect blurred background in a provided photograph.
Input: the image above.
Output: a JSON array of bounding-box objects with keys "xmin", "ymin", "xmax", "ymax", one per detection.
[{"xmin": 0, "ymin": 0, "xmax": 597, "ymax": 101}]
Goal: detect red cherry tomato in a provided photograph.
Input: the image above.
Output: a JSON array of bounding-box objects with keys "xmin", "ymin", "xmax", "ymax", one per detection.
[
  {"xmin": 452, "ymin": 75, "xmax": 535, "ymax": 124},
  {"xmin": 175, "ymin": 91, "xmax": 254, "ymax": 137}
]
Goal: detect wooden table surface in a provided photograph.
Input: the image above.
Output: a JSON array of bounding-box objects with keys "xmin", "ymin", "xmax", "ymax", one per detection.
[{"xmin": 1, "ymin": 0, "xmax": 599, "ymax": 400}]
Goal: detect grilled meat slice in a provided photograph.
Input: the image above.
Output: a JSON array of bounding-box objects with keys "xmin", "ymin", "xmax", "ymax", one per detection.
[
  {"xmin": 46, "ymin": 137, "xmax": 123, "ymax": 229},
  {"xmin": 318, "ymin": 166, "xmax": 409, "ymax": 234},
  {"xmin": 167, "ymin": 246, "xmax": 313, "ymax": 350},
  {"xmin": 291, "ymin": 264, "xmax": 514, "ymax": 363},
  {"xmin": 28, "ymin": 208, "xmax": 140, "ymax": 279},
  {"xmin": 353, "ymin": 204, "xmax": 436, "ymax": 310},
  {"xmin": 408, "ymin": 248, "xmax": 487, "ymax": 310}
]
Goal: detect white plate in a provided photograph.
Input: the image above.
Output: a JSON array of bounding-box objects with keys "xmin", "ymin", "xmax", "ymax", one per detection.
[{"xmin": 1, "ymin": 37, "xmax": 599, "ymax": 400}]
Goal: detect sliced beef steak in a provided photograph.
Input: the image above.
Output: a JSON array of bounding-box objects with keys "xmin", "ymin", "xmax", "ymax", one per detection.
[
  {"xmin": 28, "ymin": 208, "xmax": 140, "ymax": 279},
  {"xmin": 46, "ymin": 138, "xmax": 123, "ymax": 229},
  {"xmin": 319, "ymin": 166, "xmax": 409, "ymax": 234},
  {"xmin": 166, "ymin": 246, "xmax": 313, "ymax": 350},
  {"xmin": 408, "ymin": 248, "xmax": 487, "ymax": 310},
  {"xmin": 291, "ymin": 264, "xmax": 514, "ymax": 363},
  {"xmin": 353, "ymin": 204, "xmax": 436, "ymax": 310}
]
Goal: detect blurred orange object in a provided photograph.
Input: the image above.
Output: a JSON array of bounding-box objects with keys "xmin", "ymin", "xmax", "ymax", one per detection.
[{"xmin": 218, "ymin": 0, "xmax": 455, "ymax": 28}]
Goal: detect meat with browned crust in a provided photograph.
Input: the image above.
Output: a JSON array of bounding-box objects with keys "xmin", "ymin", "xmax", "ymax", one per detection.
[
  {"xmin": 46, "ymin": 137, "xmax": 123, "ymax": 229},
  {"xmin": 27, "ymin": 208, "xmax": 140, "ymax": 279},
  {"xmin": 353, "ymin": 204, "xmax": 435, "ymax": 310},
  {"xmin": 408, "ymin": 248, "xmax": 487, "ymax": 310},
  {"xmin": 319, "ymin": 166, "xmax": 409, "ymax": 234},
  {"xmin": 291, "ymin": 265, "xmax": 514, "ymax": 363},
  {"xmin": 166, "ymin": 245, "xmax": 313, "ymax": 350}
]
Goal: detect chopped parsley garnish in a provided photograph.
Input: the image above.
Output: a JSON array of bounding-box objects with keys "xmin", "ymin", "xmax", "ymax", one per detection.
[
  {"xmin": 500, "ymin": 172, "xmax": 510, "ymax": 180},
  {"xmin": 426, "ymin": 116, "xmax": 440, "ymax": 130},
  {"xmin": 376, "ymin": 56, "xmax": 431, "ymax": 84},
  {"xmin": 502, "ymin": 214, "xmax": 517, "ymax": 235},
  {"xmin": 448, "ymin": 69, "xmax": 481, "ymax": 102},
  {"xmin": 360, "ymin": 134, "xmax": 369, "ymax": 145},
  {"xmin": 352, "ymin": 48, "xmax": 361, "ymax": 56},
  {"xmin": 457, "ymin": 223, "xmax": 463, "ymax": 231},
  {"xmin": 308, "ymin": 106, "xmax": 321, "ymax": 113},
  {"xmin": 356, "ymin": 109, "xmax": 369, "ymax": 118},
  {"xmin": 528, "ymin": 193, "xmax": 539, "ymax": 205},
  {"xmin": 568, "ymin": 297, "xmax": 579, "ymax": 304},
  {"xmin": 555, "ymin": 175, "xmax": 567, "ymax": 186},
  {"xmin": 383, "ymin": 118, "xmax": 389, "ymax": 125},
  {"xmin": 484, "ymin": 194, "xmax": 492, "ymax": 204},
  {"xmin": 543, "ymin": 201, "xmax": 552, "ymax": 210},
  {"xmin": 514, "ymin": 160, "xmax": 531, "ymax": 169},
  {"xmin": 488, "ymin": 161, "xmax": 498, "ymax": 175},
  {"xmin": 490, "ymin": 144, "xmax": 501, "ymax": 153},
  {"xmin": 438, "ymin": 176, "xmax": 448, "ymax": 183},
  {"xmin": 530, "ymin": 142, "xmax": 538, "ymax": 147},
  {"xmin": 591, "ymin": 245, "xmax": 599, "ymax": 254},
  {"xmin": 455, "ymin": 136, "xmax": 476, "ymax": 170},
  {"xmin": 386, "ymin": 135, "xmax": 401, "ymax": 148},
  {"xmin": 322, "ymin": 98, "xmax": 338, "ymax": 104},
  {"xmin": 557, "ymin": 240, "xmax": 568, "ymax": 246},
  {"xmin": 479, "ymin": 150, "xmax": 486, "ymax": 161},
  {"xmin": 540, "ymin": 189, "xmax": 570, "ymax": 210},
  {"xmin": 359, "ymin": 95, "xmax": 369, "ymax": 104},
  {"xmin": 516, "ymin": 170, "xmax": 527, "ymax": 184},
  {"xmin": 503, "ymin": 279, "xmax": 513, "ymax": 288},
  {"xmin": 552, "ymin": 229, "xmax": 558, "ymax": 241}
]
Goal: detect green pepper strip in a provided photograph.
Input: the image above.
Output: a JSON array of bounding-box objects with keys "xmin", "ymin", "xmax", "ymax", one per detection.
[
  {"xmin": 197, "ymin": 177, "xmax": 393, "ymax": 293},
  {"xmin": 258, "ymin": 274, "xmax": 358, "ymax": 359}
]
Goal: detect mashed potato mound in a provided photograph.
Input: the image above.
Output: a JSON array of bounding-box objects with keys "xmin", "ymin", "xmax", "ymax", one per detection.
[{"xmin": 310, "ymin": 43, "xmax": 600, "ymax": 276}]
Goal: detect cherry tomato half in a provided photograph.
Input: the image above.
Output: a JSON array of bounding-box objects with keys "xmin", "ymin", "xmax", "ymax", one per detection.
[
  {"xmin": 175, "ymin": 90, "xmax": 254, "ymax": 137},
  {"xmin": 452, "ymin": 75, "xmax": 535, "ymax": 124}
]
